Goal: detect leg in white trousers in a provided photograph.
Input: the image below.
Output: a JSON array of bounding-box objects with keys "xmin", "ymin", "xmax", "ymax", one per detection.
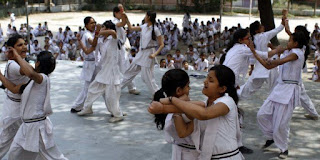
[
  {"xmin": 300, "ymin": 83, "xmax": 319, "ymax": 117},
  {"xmin": 71, "ymin": 80, "xmax": 91, "ymax": 110},
  {"xmin": 8, "ymin": 136, "xmax": 67, "ymax": 160},
  {"xmin": 121, "ymin": 64, "xmax": 159, "ymax": 95},
  {"xmin": 0, "ymin": 121, "xmax": 21, "ymax": 159},
  {"xmin": 83, "ymin": 80, "xmax": 123, "ymax": 117},
  {"xmin": 257, "ymin": 98, "xmax": 295, "ymax": 152}
]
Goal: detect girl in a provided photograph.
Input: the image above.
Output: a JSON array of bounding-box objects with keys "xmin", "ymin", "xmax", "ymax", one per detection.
[
  {"xmin": 0, "ymin": 50, "xmax": 67, "ymax": 159},
  {"xmin": 222, "ymin": 29, "xmax": 280, "ymax": 87},
  {"xmin": 121, "ymin": 11, "xmax": 164, "ymax": 95},
  {"xmin": 238, "ymin": 19, "xmax": 284, "ymax": 98},
  {"xmin": 77, "ymin": 21, "xmax": 126, "ymax": 123},
  {"xmin": 250, "ymin": 32, "xmax": 307, "ymax": 158},
  {"xmin": 149, "ymin": 65, "xmax": 244, "ymax": 160},
  {"xmin": 0, "ymin": 35, "xmax": 30, "ymax": 159},
  {"xmin": 153, "ymin": 69, "xmax": 200, "ymax": 160}
]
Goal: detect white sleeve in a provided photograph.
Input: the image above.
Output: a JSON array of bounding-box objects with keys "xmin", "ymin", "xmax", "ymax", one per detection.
[
  {"xmin": 264, "ymin": 24, "xmax": 284, "ymax": 41},
  {"xmin": 215, "ymin": 96, "xmax": 236, "ymax": 111}
]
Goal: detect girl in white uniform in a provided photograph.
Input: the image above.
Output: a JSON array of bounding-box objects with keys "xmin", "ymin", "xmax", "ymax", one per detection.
[
  {"xmin": 238, "ymin": 20, "xmax": 284, "ymax": 98},
  {"xmin": 77, "ymin": 21, "xmax": 125, "ymax": 123},
  {"xmin": 0, "ymin": 35, "xmax": 30, "ymax": 159},
  {"xmin": 149, "ymin": 65, "xmax": 245, "ymax": 160},
  {"xmin": 250, "ymin": 32, "xmax": 308, "ymax": 159},
  {"xmin": 222, "ymin": 29, "xmax": 277, "ymax": 87},
  {"xmin": 121, "ymin": 11, "xmax": 164, "ymax": 95},
  {"xmin": 0, "ymin": 50, "xmax": 67, "ymax": 160},
  {"xmin": 152, "ymin": 69, "xmax": 200, "ymax": 160},
  {"xmin": 70, "ymin": 16, "xmax": 98, "ymax": 113},
  {"xmin": 112, "ymin": 7, "xmax": 139, "ymax": 95}
]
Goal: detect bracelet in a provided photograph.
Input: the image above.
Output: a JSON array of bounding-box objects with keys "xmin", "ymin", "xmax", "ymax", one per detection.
[{"xmin": 168, "ymin": 96, "xmax": 172, "ymax": 103}]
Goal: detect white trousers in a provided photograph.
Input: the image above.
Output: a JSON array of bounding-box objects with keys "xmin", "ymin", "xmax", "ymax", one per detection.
[
  {"xmin": 83, "ymin": 80, "xmax": 123, "ymax": 117},
  {"xmin": 121, "ymin": 64, "xmax": 159, "ymax": 95},
  {"xmin": 119, "ymin": 49, "xmax": 136, "ymax": 91},
  {"xmin": 257, "ymin": 98, "xmax": 295, "ymax": 152},
  {"xmin": 171, "ymin": 144, "xmax": 199, "ymax": 160},
  {"xmin": 71, "ymin": 80, "xmax": 91, "ymax": 110},
  {"xmin": 300, "ymin": 83, "xmax": 319, "ymax": 116},
  {"xmin": 8, "ymin": 137, "xmax": 67, "ymax": 160},
  {"xmin": 0, "ymin": 120, "xmax": 21, "ymax": 159}
]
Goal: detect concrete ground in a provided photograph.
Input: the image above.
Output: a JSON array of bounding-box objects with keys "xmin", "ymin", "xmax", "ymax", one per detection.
[{"xmin": 0, "ymin": 11, "xmax": 320, "ymax": 160}]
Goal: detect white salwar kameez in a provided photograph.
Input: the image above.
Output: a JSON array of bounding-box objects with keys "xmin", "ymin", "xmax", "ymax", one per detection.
[
  {"xmin": 121, "ymin": 24, "xmax": 161, "ymax": 95},
  {"xmin": 257, "ymin": 48, "xmax": 304, "ymax": 152},
  {"xmin": 238, "ymin": 24, "xmax": 284, "ymax": 98},
  {"xmin": 195, "ymin": 95, "xmax": 244, "ymax": 160},
  {"xmin": 164, "ymin": 114, "xmax": 200, "ymax": 160},
  {"xmin": 82, "ymin": 36, "xmax": 124, "ymax": 117},
  {"xmin": 0, "ymin": 60, "xmax": 29, "ymax": 159},
  {"xmin": 8, "ymin": 74, "xmax": 67, "ymax": 160},
  {"xmin": 71, "ymin": 30, "xmax": 97, "ymax": 110}
]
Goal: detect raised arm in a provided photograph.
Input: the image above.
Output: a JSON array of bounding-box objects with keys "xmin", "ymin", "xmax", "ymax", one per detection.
[
  {"xmin": 99, "ymin": 30, "xmax": 117, "ymax": 39},
  {"xmin": 173, "ymin": 114, "xmax": 194, "ymax": 138},
  {"xmin": 7, "ymin": 47, "xmax": 43, "ymax": 84},
  {"xmin": 115, "ymin": 13, "xmax": 127, "ymax": 28},
  {"xmin": 125, "ymin": 15, "xmax": 141, "ymax": 31},
  {"xmin": 77, "ymin": 31, "xmax": 99, "ymax": 55}
]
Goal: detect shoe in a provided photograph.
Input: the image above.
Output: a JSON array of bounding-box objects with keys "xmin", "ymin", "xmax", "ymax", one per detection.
[
  {"xmin": 239, "ymin": 146, "xmax": 253, "ymax": 154},
  {"xmin": 77, "ymin": 108, "xmax": 93, "ymax": 116},
  {"xmin": 108, "ymin": 117, "xmax": 124, "ymax": 123},
  {"xmin": 262, "ymin": 140, "xmax": 274, "ymax": 149},
  {"xmin": 70, "ymin": 108, "xmax": 81, "ymax": 113},
  {"xmin": 304, "ymin": 114, "xmax": 319, "ymax": 120},
  {"xmin": 111, "ymin": 112, "xmax": 127, "ymax": 117},
  {"xmin": 129, "ymin": 89, "xmax": 140, "ymax": 95},
  {"xmin": 278, "ymin": 150, "xmax": 288, "ymax": 159}
]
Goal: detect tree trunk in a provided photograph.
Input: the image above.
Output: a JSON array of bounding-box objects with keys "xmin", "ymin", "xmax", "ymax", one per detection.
[
  {"xmin": 258, "ymin": 0, "xmax": 279, "ymax": 45},
  {"xmin": 315, "ymin": 0, "xmax": 318, "ymax": 16},
  {"xmin": 230, "ymin": 0, "xmax": 233, "ymax": 13}
]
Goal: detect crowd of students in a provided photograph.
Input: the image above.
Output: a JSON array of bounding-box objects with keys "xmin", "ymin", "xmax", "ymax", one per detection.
[{"xmin": 0, "ymin": 6, "xmax": 319, "ymax": 160}]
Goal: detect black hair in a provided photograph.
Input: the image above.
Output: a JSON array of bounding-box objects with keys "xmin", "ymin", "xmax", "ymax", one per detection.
[
  {"xmin": 36, "ymin": 51, "xmax": 56, "ymax": 75},
  {"xmin": 226, "ymin": 29, "xmax": 248, "ymax": 52},
  {"xmin": 250, "ymin": 21, "xmax": 260, "ymax": 42},
  {"xmin": 209, "ymin": 65, "xmax": 238, "ymax": 104},
  {"xmin": 188, "ymin": 44, "xmax": 193, "ymax": 48},
  {"xmin": 295, "ymin": 25, "xmax": 311, "ymax": 68},
  {"xmin": 176, "ymin": 49, "xmax": 180, "ymax": 52},
  {"xmin": 7, "ymin": 34, "xmax": 23, "ymax": 47},
  {"xmin": 102, "ymin": 20, "xmax": 116, "ymax": 31},
  {"xmin": 167, "ymin": 53, "xmax": 172, "ymax": 58},
  {"xmin": 153, "ymin": 69, "xmax": 190, "ymax": 130},
  {"xmin": 84, "ymin": 16, "xmax": 92, "ymax": 25},
  {"xmin": 292, "ymin": 32, "xmax": 307, "ymax": 49},
  {"xmin": 113, "ymin": 7, "xmax": 120, "ymax": 17},
  {"xmin": 147, "ymin": 11, "xmax": 157, "ymax": 40}
]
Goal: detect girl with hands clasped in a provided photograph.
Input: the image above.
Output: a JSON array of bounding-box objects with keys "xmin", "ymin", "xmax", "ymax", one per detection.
[
  {"xmin": 149, "ymin": 65, "xmax": 244, "ymax": 160},
  {"xmin": 249, "ymin": 32, "xmax": 308, "ymax": 159},
  {"xmin": 0, "ymin": 48, "xmax": 67, "ymax": 159}
]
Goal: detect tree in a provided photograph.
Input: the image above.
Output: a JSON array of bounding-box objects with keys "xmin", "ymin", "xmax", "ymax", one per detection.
[{"xmin": 258, "ymin": 0, "xmax": 279, "ymax": 45}]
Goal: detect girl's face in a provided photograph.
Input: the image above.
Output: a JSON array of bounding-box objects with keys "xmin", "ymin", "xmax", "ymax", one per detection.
[
  {"xmin": 144, "ymin": 14, "xmax": 150, "ymax": 23},
  {"xmin": 239, "ymin": 33, "xmax": 251, "ymax": 46},
  {"xmin": 14, "ymin": 38, "xmax": 27, "ymax": 59},
  {"xmin": 202, "ymin": 71, "xmax": 225, "ymax": 99},
  {"xmin": 176, "ymin": 81, "xmax": 190, "ymax": 97},
  {"xmin": 287, "ymin": 36, "xmax": 298, "ymax": 49},
  {"xmin": 258, "ymin": 24, "xmax": 265, "ymax": 33}
]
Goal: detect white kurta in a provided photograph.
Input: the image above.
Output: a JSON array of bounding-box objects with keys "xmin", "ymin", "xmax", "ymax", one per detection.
[
  {"xmin": 196, "ymin": 95, "xmax": 244, "ymax": 160},
  {"xmin": 164, "ymin": 114, "xmax": 200, "ymax": 160},
  {"xmin": 223, "ymin": 44, "xmax": 267, "ymax": 86},
  {"xmin": 79, "ymin": 30, "xmax": 96, "ymax": 82},
  {"xmin": 0, "ymin": 60, "xmax": 30, "ymax": 159},
  {"xmin": 257, "ymin": 48, "xmax": 304, "ymax": 152}
]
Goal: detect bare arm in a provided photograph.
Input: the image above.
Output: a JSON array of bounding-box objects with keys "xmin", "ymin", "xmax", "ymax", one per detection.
[
  {"xmin": 99, "ymin": 30, "xmax": 117, "ymax": 39},
  {"xmin": 149, "ymin": 35, "xmax": 164, "ymax": 58},
  {"xmin": 173, "ymin": 114, "xmax": 194, "ymax": 138},
  {"xmin": 0, "ymin": 71, "xmax": 22, "ymax": 94},
  {"xmin": 126, "ymin": 16, "xmax": 141, "ymax": 31},
  {"xmin": 77, "ymin": 32, "xmax": 99, "ymax": 55},
  {"xmin": 116, "ymin": 13, "xmax": 127, "ymax": 28},
  {"xmin": 7, "ymin": 47, "xmax": 43, "ymax": 84}
]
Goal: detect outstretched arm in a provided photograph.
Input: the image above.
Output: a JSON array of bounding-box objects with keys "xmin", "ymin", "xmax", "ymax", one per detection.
[{"xmin": 125, "ymin": 15, "xmax": 141, "ymax": 31}]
